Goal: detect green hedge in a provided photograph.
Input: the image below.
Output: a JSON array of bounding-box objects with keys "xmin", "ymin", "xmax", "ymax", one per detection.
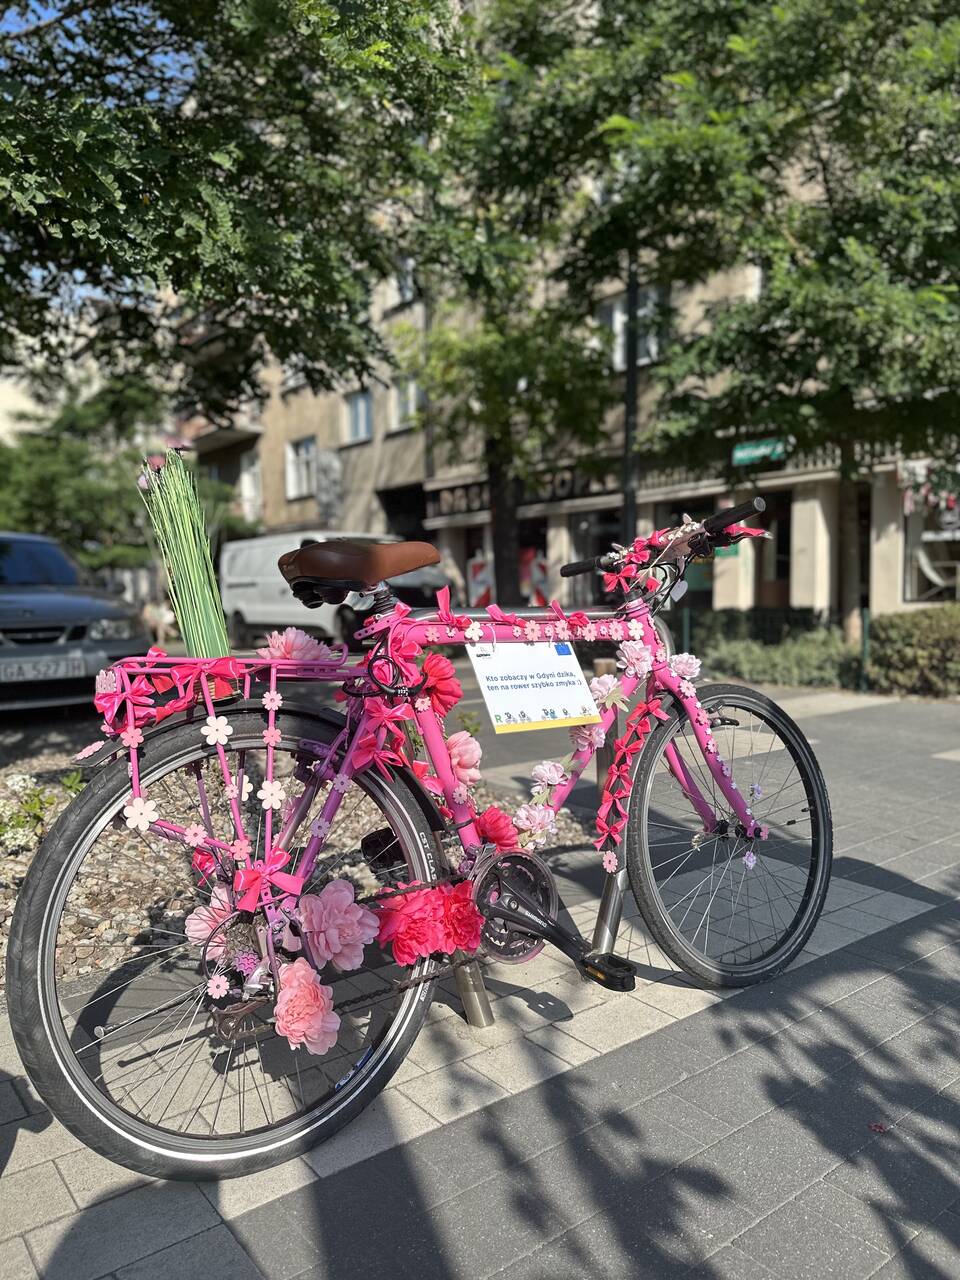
[
  {"xmin": 704, "ymin": 629, "xmax": 859, "ymax": 688},
  {"xmin": 867, "ymin": 604, "xmax": 960, "ymax": 697}
]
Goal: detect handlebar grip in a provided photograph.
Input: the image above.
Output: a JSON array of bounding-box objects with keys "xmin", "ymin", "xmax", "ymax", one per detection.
[
  {"xmin": 702, "ymin": 496, "xmax": 766, "ymax": 535},
  {"xmin": 560, "ymin": 558, "xmax": 599, "ymax": 578}
]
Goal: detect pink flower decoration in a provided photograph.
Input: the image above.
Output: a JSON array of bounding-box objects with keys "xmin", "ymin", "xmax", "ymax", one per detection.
[
  {"xmin": 452, "ymin": 784, "xmax": 471, "ymax": 805},
  {"xmin": 590, "ymin": 674, "xmax": 619, "ymax": 705},
  {"xmin": 262, "ymin": 726, "xmax": 282, "ymax": 748},
  {"xmin": 206, "ymin": 973, "xmax": 230, "ymax": 998},
  {"xmin": 274, "ymin": 958, "xmax": 340, "ymax": 1055},
  {"xmin": 476, "ymin": 806, "xmax": 519, "ymax": 852},
  {"xmin": 232, "ymin": 836, "xmax": 253, "ymax": 858},
  {"xmin": 598, "ymin": 622, "xmax": 609, "ymax": 638},
  {"xmin": 531, "ymin": 761, "xmax": 567, "ymax": 788},
  {"xmin": 262, "ymin": 690, "xmax": 283, "ymax": 711},
  {"xmin": 446, "ymin": 730, "xmax": 482, "ymax": 787},
  {"xmin": 298, "ymin": 879, "xmax": 380, "ymax": 971},
  {"xmin": 74, "ymin": 740, "xmax": 104, "ymax": 761},
  {"xmin": 627, "ymin": 618, "xmax": 645, "ymax": 639},
  {"xmin": 183, "ymin": 823, "xmax": 207, "ymax": 846},
  {"xmin": 678, "ymin": 679, "xmax": 697, "ymax": 699},
  {"xmin": 185, "ymin": 885, "xmax": 233, "ymax": 960},
  {"xmin": 743, "ymin": 850, "xmax": 757, "ymax": 870},
  {"xmin": 437, "ymin": 881, "xmax": 484, "ymax": 953},
  {"xmin": 655, "ymin": 645, "xmax": 667, "ymax": 661},
  {"xmin": 608, "ymin": 621, "xmax": 624, "ymax": 640},
  {"xmin": 514, "ymin": 802, "xmax": 557, "ymax": 849},
  {"xmin": 257, "ymin": 628, "xmax": 332, "ymax": 663},
  {"xmin": 582, "ymin": 622, "xmax": 597, "ymax": 641},
  {"xmin": 523, "ymin": 619, "xmax": 540, "ymax": 641},
  {"xmin": 120, "ymin": 727, "xmax": 143, "ymax": 748},
  {"xmin": 669, "ymin": 653, "xmax": 702, "ymax": 680},
  {"xmin": 617, "ymin": 641, "xmax": 653, "ymax": 680},
  {"xmin": 512, "ymin": 625, "xmax": 523, "ymax": 638},
  {"xmin": 555, "ymin": 621, "xmax": 571, "ymax": 640},
  {"xmin": 192, "ymin": 848, "xmax": 218, "ymax": 884},
  {"xmin": 376, "ymin": 882, "xmax": 447, "ymax": 965},
  {"xmin": 602, "ymin": 851, "xmax": 619, "ymax": 874},
  {"xmin": 415, "ymin": 696, "xmax": 431, "ymax": 712},
  {"xmin": 424, "ymin": 626, "xmax": 440, "ymax": 643},
  {"xmin": 571, "ymin": 722, "xmax": 606, "ymax": 751},
  {"xmin": 465, "ymin": 621, "xmax": 484, "ymax": 643}
]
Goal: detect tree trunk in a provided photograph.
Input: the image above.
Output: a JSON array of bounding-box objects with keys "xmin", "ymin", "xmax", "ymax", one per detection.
[
  {"xmin": 839, "ymin": 444, "xmax": 863, "ymax": 646},
  {"xmin": 486, "ymin": 441, "xmax": 522, "ymax": 606}
]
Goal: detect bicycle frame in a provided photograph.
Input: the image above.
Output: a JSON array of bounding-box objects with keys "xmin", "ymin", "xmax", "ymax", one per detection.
[{"xmin": 96, "ymin": 584, "xmax": 766, "ymax": 955}]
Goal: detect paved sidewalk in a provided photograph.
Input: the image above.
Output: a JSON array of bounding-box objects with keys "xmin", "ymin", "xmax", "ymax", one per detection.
[{"xmin": 1, "ymin": 692, "xmax": 959, "ymax": 1278}]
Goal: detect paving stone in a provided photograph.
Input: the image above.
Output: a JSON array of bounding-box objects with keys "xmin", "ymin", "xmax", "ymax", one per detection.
[
  {"xmin": 682, "ymin": 1107, "xmax": 847, "ymax": 1215},
  {"xmin": 0, "ymin": 1161, "xmax": 75, "ymax": 1242},
  {"xmin": 115, "ymin": 1224, "xmax": 263, "ymax": 1280},
  {"xmin": 229, "ymin": 1199, "xmax": 322, "ymax": 1280},
  {"xmin": 734, "ymin": 1195, "xmax": 890, "ymax": 1278},
  {"xmin": 825, "ymin": 1125, "xmax": 960, "ymax": 1222},
  {"xmin": 854, "ymin": 893, "xmax": 939, "ymax": 924},
  {"xmin": 524, "ymin": 1023, "xmax": 598, "ymax": 1067},
  {"xmin": 0, "ymin": 1110, "xmax": 82, "ymax": 1176},
  {"xmin": 201, "ymin": 1156, "xmax": 317, "ymax": 1220},
  {"xmin": 27, "ymin": 1181, "xmax": 219, "ymax": 1280},
  {"xmin": 395, "ymin": 1056, "xmax": 509, "ymax": 1124},
  {"xmin": 686, "ymin": 1244, "xmax": 779, "ymax": 1278},
  {"xmin": 0, "ymin": 1083, "xmax": 26, "ymax": 1127},
  {"xmin": 467, "ymin": 1038, "xmax": 568, "ymax": 1093},
  {"xmin": 631, "ymin": 978, "xmax": 722, "ymax": 1018},
  {"xmin": 0, "ymin": 1237, "xmax": 38, "ymax": 1280},
  {"xmin": 869, "ymin": 1206, "xmax": 960, "ymax": 1279},
  {"xmin": 560, "ymin": 994, "xmax": 674, "ymax": 1053},
  {"xmin": 54, "ymin": 1145, "xmax": 149, "ymax": 1208},
  {"xmin": 788, "ymin": 1182, "xmax": 928, "ymax": 1254},
  {"xmin": 805, "ymin": 920, "xmax": 877, "ymax": 956},
  {"xmin": 303, "ymin": 1089, "xmax": 439, "ymax": 1177},
  {"xmin": 407, "ymin": 1010, "xmax": 525, "ymax": 1072},
  {"xmin": 641, "ymin": 1091, "xmax": 734, "ymax": 1145}
]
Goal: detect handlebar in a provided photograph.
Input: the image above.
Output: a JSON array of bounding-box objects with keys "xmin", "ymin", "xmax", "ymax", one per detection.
[
  {"xmin": 702, "ymin": 496, "xmax": 765, "ymax": 535},
  {"xmin": 560, "ymin": 558, "xmax": 600, "ymax": 578}
]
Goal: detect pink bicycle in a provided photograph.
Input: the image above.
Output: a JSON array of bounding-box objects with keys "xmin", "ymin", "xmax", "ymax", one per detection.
[{"xmin": 8, "ymin": 498, "xmax": 831, "ymax": 1179}]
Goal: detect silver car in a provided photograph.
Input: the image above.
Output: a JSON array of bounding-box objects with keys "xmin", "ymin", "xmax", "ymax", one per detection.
[{"xmin": 0, "ymin": 532, "xmax": 151, "ymax": 711}]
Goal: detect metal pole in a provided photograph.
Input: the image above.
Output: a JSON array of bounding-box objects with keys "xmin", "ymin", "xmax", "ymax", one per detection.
[
  {"xmin": 622, "ymin": 245, "xmax": 640, "ymax": 546},
  {"xmin": 452, "ymin": 952, "xmax": 495, "ymax": 1028},
  {"xmin": 860, "ymin": 605, "xmax": 870, "ymax": 691}
]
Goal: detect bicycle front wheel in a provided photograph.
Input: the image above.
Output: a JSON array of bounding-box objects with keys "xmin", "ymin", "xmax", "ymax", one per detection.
[
  {"xmin": 626, "ymin": 683, "xmax": 832, "ymax": 987},
  {"xmin": 8, "ymin": 709, "xmax": 438, "ymax": 1180}
]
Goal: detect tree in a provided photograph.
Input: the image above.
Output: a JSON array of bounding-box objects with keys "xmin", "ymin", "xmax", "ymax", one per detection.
[
  {"xmin": 406, "ymin": 294, "xmax": 615, "ymax": 603},
  {"xmin": 459, "ymin": 0, "xmax": 960, "ymax": 639},
  {"xmin": 1, "ymin": 0, "xmax": 466, "ymax": 419}
]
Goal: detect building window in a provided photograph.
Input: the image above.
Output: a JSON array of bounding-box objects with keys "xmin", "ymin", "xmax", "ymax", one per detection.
[
  {"xmin": 597, "ymin": 289, "xmax": 662, "ymax": 371},
  {"xmin": 285, "ymin": 436, "xmax": 317, "ymax": 500},
  {"xmin": 396, "ymin": 257, "xmax": 416, "ymax": 305},
  {"xmin": 391, "ymin": 378, "xmax": 419, "ymax": 432},
  {"xmin": 344, "ymin": 390, "xmax": 373, "ymax": 444}
]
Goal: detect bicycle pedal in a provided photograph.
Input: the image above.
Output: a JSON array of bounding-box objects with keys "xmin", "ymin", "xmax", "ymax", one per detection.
[{"xmin": 577, "ymin": 952, "xmax": 636, "ymax": 992}]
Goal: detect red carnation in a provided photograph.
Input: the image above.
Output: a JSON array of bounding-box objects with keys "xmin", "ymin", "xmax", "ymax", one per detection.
[
  {"xmin": 420, "ymin": 653, "xmax": 463, "ymax": 717},
  {"xmin": 438, "ymin": 881, "xmax": 484, "ymax": 953},
  {"xmin": 476, "ymin": 805, "xmax": 519, "ymax": 852}
]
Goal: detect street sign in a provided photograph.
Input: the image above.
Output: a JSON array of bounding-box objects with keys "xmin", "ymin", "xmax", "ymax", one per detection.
[{"xmin": 731, "ymin": 438, "xmax": 786, "ymax": 466}]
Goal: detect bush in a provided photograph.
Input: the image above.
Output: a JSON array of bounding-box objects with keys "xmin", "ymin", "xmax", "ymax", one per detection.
[
  {"xmin": 704, "ymin": 628, "xmax": 859, "ymax": 688},
  {"xmin": 867, "ymin": 605, "xmax": 960, "ymax": 697}
]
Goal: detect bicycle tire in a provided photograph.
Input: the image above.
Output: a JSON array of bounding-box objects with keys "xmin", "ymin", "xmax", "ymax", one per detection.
[
  {"xmin": 625, "ymin": 683, "xmax": 832, "ymax": 988},
  {"xmin": 8, "ymin": 709, "xmax": 438, "ymax": 1180}
]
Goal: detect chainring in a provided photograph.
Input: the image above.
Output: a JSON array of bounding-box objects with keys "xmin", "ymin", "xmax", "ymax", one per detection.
[{"xmin": 471, "ymin": 850, "xmax": 559, "ymax": 964}]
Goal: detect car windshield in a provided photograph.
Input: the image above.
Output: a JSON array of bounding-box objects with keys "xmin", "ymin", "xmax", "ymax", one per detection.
[{"xmin": 0, "ymin": 539, "xmax": 83, "ymax": 587}]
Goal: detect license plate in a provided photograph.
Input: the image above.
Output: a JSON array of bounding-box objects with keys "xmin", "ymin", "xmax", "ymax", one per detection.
[{"xmin": 0, "ymin": 656, "xmax": 86, "ymax": 683}]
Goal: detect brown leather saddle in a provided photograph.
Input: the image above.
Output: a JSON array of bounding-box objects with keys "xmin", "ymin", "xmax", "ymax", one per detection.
[{"xmin": 278, "ymin": 539, "xmax": 441, "ymax": 606}]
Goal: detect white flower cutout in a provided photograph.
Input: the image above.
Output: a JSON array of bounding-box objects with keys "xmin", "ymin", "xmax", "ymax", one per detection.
[
  {"xmin": 201, "ymin": 715, "xmax": 233, "ymax": 746},
  {"xmin": 257, "ymin": 779, "xmax": 286, "ymax": 810},
  {"xmin": 332, "ymin": 772, "xmax": 351, "ymax": 794},
  {"xmin": 123, "ymin": 795, "xmax": 159, "ymax": 833},
  {"xmin": 464, "ymin": 621, "xmax": 484, "ymax": 643}
]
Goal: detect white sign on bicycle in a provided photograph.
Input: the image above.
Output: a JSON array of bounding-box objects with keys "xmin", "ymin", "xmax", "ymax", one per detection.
[{"xmin": 466, "ymin": 641, "xmax": 601, "ymax": 734}]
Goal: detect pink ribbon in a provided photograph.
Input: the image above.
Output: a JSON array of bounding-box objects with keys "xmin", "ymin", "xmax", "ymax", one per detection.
[
  {"xmin": 233, "ymin": 848, "xmax": 304, "ymax": 912},
  {"xmin": 435, "ymin": 586, "xmax": 469, "ymax": 629},
  {"xmin": 486, "ymin": 604, "xmax": 520, "ymax": 626}
]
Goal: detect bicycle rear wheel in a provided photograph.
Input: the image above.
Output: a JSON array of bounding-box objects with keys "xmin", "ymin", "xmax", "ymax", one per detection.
[
  {"xmin": 626, "ymin": 683, "xmax": 832, "ymax": 987},
  {"xmin": 8, "ymin": 709, "xmax": 438, "ymax": 1179}
]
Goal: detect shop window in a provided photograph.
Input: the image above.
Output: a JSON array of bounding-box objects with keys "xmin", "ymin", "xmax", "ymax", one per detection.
[{"xmin": 753, "ymin": 491, "xmax": 791, "ymax": 609}]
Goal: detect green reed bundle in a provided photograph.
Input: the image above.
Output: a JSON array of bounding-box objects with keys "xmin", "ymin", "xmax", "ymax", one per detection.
[{"xmin": 140, "ymin": 450, "xmax": 230, "ymax": 658}]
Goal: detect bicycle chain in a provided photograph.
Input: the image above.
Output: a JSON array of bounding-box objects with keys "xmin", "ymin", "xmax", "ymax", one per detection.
[{"xmin": 333, "ymin": 953, "xmax": 482, "ymax": 1015}]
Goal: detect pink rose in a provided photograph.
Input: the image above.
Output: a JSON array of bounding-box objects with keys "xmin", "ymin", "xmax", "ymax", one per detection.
[
  {"xmin": 438, "ymin": 881, "xmax": 484, "ymax": 953},
  {"xmin": 531, "ymin": 761, "xmax": 567, "ymax": 788},
  {"xmin": 274, "ymin": 958, "xmax": 340, "ymax": 1055},
  {"xmin": 376, "ymin": 882, "xmax": 446, "ymax": 966},
  {"xmin": 298, "ymin": 879, "xmax": 380, "ymax": 972},
  {"xmin": 476, "ymin": 805, "xmax": 519, "ymax": 852},
  {"xmin": 257, "ymin": 627, "xmax": 332, "ymax": 662},
  {"xmin": 446, "ymin": 730, "xmax": 482, "ymax": 787},
  {"xmin": 616, "ymin": 641, "xmax": 653, "ymax": 680}
]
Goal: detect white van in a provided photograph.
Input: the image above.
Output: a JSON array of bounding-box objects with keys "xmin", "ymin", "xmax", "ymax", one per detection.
[{"xmin": 220, "ymin": 531, "xmax": 447, "ymax": 649}]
